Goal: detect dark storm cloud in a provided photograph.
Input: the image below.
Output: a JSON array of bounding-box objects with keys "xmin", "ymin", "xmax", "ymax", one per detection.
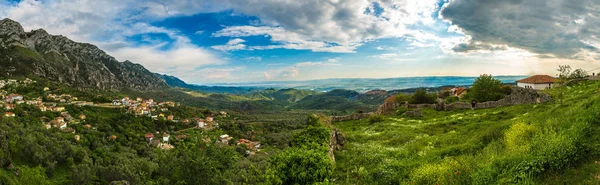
[{"xmin": 441, "ymin": 0, "xmax": 600, "ymax": 59}]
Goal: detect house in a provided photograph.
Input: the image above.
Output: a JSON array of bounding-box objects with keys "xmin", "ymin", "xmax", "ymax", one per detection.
[
  {"xmin": 219, "ymin": 111, "xmax": 227, "ymax": 117},
  {"xmin": 84, "ymin": 124, "xmax": 91, "ymax": 129},
  {"xmin": 219, "ymin": 134, "xmax": 232, "ymax": 144},
  {"xmin": 163, "ymin": 133, "xmax": 170, "ymax": 142},
  {"xmin": 38, "ymin": 105, "xmax": 47, "ymax": 112},
  {"xmin": 74, "ymin": 135, "xmax": 80, "ymax": 142},
  {"xmin": 145, "ymin": 133, "xmax": 154, "ymax": 141},
  {"xmin": 109, "ymin": 135, "xmax": 117, "ymax": 140},
  {"xmin": 176, "ymin": 134, "xmax": 188, "ymax": 141},
  {"xmin": 51, "ymin": 120, "xmax": 67, "ymax": 129},
  {"xmin": 196, "ymin": 118, "xmax": 205, "ymax": 128},
  {"xmin": 4, "ymin": 104, "xmax": 14, "ymax": 110},
  {"xmin": 56, "ymin": 116, "xmax": 65, "ymax": 123},
  {"xmin": 53, "ymin": 107, "xmax": 65, "ymax": 112},
  {"xmin": 167, "ymin": 115, "xmax": 174, "ymax": 121},
  {"xmin": 206, "ymin": 117, "xmax": 214, "ymax": 122},
  {"xmin": 44, "ymin": 123, "xmax": 51, "ymax": 129},
  {"xmin": 4, "ymin": 112, "xmax": 15, "ymax": 117},
  {"xmin": 112, "ymin": 100, "xmax": 122, "ymax": 106},
  {"xmin": 453, "ymin": 88, "xmax": 467, "ymax": 97},
  {"xmin": 516, "ymin": 75, "xmax": 556, "ymax": 90},
  {"xmin": 43, "ymin": 87, "xmax": 50, "ymax": 91},
  {"xmin": 79, "ymin": 114, "xmax": 86, "ymax": 120}
]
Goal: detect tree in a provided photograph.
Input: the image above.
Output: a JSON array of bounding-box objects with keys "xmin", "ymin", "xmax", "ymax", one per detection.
[
  {"xmin": 556, "ymin": 65, "xmax": 572, "ymax": 105},
  {"xmin": 470, "ymin": 74, "xmax": 504, "ymax": 102},
  {"xmin": 267, "ymin": 147, "xmax": 334, "ymax": 185},
  {"xmin": 569, "ymin": 68, "xmax": 588, "ymax": 79},
  {"xmin": 410, "ymin": 89, "xmax": 436, "ymax": 104}
]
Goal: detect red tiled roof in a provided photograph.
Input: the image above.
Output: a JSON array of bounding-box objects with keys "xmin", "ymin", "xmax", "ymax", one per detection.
[
  {"xmin": 517, "ymin": 75, "xmax": 556, "ymax": 84},
  {"xmin": 455, "ymin": 88, "xmax": 467, "ymax": 95}
]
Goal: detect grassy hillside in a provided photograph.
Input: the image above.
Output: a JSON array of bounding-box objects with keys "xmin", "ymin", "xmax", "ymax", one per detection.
[{"xmin": 333, "ymin": 80, "xmax": 600, "ymax": 184}]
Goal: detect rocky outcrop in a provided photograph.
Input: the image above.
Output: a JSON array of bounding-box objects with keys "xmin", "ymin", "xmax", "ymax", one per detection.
[
  {"xmin": 328, "ymin": 128, "xmax": 345, "ymax": 161},
  {"xmin": 403, "ymin": 109, "xmax": 422, "ymax": 117},
  {"xmin": 0, "ymin": 18, "xmax": 168, "ymax": 91}
]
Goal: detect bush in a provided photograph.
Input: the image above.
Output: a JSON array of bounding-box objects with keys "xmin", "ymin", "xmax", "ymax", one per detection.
[
  {"xmin": 368, "ymin": 115, "xmax": 385, "ymax": 124},
  {"xmin": 267, "ymin": 147, "xmax": 334, "ymax": 185},
  {"xmin": 410, "ymin": 89, "xmax": 436, "ymax": 104},
  {"xmin": 445, "ymin": 96, "xmax": 459, "ymax": 104},
  {"xmin": 291, "ymin": 126, "xmax": 331, "ymax": 148},
  {"xmin": 470, "ymin": 74, "xmax": 504, "ymax": 102},
  {"xmin": 394, "ymin": 93, "xmax": 411, "ymax": 103}
]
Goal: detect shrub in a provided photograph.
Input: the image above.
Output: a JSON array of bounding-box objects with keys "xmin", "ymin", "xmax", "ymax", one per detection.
[
  {"xmin": 470, "ymin": 74, "xmax": 504, "ymax": 102},
  {"xmin": 394, "ymin": 93, "xmax": 411, "ymax": 103},
  {"xmin": 368, "ymin": 115, "xmax": 385, "ymax": 124},
  {"xmin": 445, "ymin": 96, "xmax": 459, "ymax": 104},
  {"xmin": 267, "ymin": 147, "xmax": 334, "ymax": 185},
  {"xmin": 291, "ymin": 126, "xmax": 331, "ymax": 148},
  {"xmin": 410, "ymin": 89, "xmax": 436, "ymax": 104},
  {"xmin": 504, "ymin": 122, "xmax": 536, "ymax": 154}
]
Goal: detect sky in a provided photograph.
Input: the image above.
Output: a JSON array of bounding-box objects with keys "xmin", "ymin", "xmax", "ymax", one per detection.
[{"xmin": 0, "ymin": 0, "xmax": 599, "ymax": 84}]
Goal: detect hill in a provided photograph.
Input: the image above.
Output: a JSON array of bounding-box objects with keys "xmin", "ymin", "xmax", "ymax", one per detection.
[
  {"xmin": 0, "ymin": 18, "xmax": 167, "ymax": 91},
  {"xmin": 156, "ymin": 73, "xmax": 262, "ymax": 94},
  {"xmin": 333, "ymin": 80, "xmax": 600, "ymax": 184}
]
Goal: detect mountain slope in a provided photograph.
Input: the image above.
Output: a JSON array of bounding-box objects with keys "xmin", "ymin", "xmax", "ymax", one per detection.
[
  {"xmin": 156, "ymin": 73, "xmax": 262, "ymax": 94},
  {"xmin": 0, "ymin": 18, "xmax": 167, "ymax": 90}
]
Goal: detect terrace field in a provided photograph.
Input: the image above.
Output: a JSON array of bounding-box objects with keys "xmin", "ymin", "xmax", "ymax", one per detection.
[{"xmin": 333, "ymin": 80, "xmax": 600, "ymax": 184}]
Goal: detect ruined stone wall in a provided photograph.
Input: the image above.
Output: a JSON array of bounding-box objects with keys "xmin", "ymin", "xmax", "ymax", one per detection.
[
  {"xmin": 375, "ymin": 87, "xmax": 551, "ymax": 113},
  {"xmin": 330, "ymin": 112, "xmax": 374, "ymax": 122}
]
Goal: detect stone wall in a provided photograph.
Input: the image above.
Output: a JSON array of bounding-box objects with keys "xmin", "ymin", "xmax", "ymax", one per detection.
[
  {"xmin": 376, "ymin": 87, "xmax": 551, "ymax": 113},
  {"xmin": 328, "ymin": 128, "xmax": 345, "ymax": 162},
  {"xmin": 330, "ymin": 112, "xmax": 374, "ymax": 122}
]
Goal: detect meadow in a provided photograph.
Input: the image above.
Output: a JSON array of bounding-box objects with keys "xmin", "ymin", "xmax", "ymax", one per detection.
[{"xmin": 333, "ymin": 80, "xmax": 600, "ymax": 184}]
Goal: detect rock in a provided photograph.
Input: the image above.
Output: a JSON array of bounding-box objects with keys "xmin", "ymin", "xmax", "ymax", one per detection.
[
  {"xmin": 0, "ymin": 18, "xmax": 168, "ymax": 91},
  {"xmin": 403, "ymin": 109, "xmax": 422, "ymax": 117}
]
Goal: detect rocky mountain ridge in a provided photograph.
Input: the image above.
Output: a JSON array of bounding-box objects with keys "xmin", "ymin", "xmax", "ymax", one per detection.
[{"xmin": 0, "ymin": 18, "xmax": 168, "ymax": 90}]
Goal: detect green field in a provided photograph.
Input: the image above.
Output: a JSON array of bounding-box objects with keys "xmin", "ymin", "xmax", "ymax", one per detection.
[{"xmin": 333, "ymin": 80, "xmax": 600, "ymax": 184}]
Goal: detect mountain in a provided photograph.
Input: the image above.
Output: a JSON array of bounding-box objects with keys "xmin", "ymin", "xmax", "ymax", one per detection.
[
  {"xmin": 156, "ymin": 73, "xmax": 262, "ymax": 94},
  {"xmin": 0, "ymin": 18, "xmax": 168, "ymax": 90}
]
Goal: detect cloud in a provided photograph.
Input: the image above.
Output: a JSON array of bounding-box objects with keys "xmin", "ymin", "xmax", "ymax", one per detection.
[
  {"xmin": 263, "ymin": 72, "xmax": 272, "ymax": 80},
  {"xmin": 213, "ymin": 26, "xmax": 359, "ymax": 53},
  {"xmin": 195, "ymin": 66, "xmax": 246, "ymax": 80},
  {"xmin": 295, "ymin": 58, "xmax": 342, "ymax": 67},
  {"xmin": 209, "ymin": 0, "xmax": 440, "ymax": 52},
  {"xmin": 211, "ymin": 38, "xmax": 247, "ymax": 51},
  {"xmin": 440, "ymin": 0, "xmax": 600, "ymax": 60},
  {"xmin": 245, "ymin": 56, "xmax": 262, "ymax": 61},
  {"xmin": 194, "ymin": 30, "xmax": 204, "ymax": 35}
]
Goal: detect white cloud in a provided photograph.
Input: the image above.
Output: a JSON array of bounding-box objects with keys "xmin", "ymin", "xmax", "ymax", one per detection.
[
  {"xmin": 194, "ymin": 30, "xmax": 204, "ymax": 35},
  {"xmin": 196, "ymin": 66, "xmax": 246, "ymax": 80},
  {"xmin": 263, "ymin": 72, "xmax": 272, "ymax": 80},
  {"xmin": 208, "ymin": 0, "xmax": 440, "ymax": 53},
  {"xmin": 211, "ymin": 38, "xmax": 247, "ymax": 51},
  {"xmin": 245, "ymin": 56, "xmax": 262, "ymax": 61}
]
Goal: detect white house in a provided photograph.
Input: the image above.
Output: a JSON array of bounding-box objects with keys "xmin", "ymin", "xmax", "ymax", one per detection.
[
  {"xmin": 163, "ymin": 133, "xmax": 170, "ymax": 142},
  {"xmin": 516, "ymin": 75, "xmax": 556, "ymax": 90}
]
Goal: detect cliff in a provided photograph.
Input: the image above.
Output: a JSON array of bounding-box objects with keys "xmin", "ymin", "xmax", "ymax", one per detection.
[{"xmin": 0, "ymin": 18, "xmax": 168, "ymax": 90}]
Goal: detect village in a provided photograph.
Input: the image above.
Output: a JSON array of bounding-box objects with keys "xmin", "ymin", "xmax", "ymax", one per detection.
[{"xmin": 0, "ymin": 78, "xmax": 261, "ymax": 154}]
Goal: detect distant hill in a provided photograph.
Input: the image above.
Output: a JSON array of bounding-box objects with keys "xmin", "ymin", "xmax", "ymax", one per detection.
[
  {"xmin": 155, "ymin": 73, "xmax": 263, "ymax": 94},
  {"xmin": 0, "ymin": 18, "xmax": 167, "ymax": 91}
]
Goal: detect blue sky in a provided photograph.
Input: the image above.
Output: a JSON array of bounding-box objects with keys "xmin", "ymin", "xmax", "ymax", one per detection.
[{"xmin": 1, "ymin": 0, "xmax": 599, "ymax": 84}]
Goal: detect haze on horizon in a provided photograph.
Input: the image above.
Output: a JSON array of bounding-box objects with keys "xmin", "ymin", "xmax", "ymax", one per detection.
[{"xmin": 1, "ymin": 0, "xmax": 598, "ymax": 84}]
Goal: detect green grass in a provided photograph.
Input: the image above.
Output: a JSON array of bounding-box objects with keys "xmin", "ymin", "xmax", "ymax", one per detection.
[{"xmin": 333, "ymin": 80, "xmax": 600, "ymax": 184}]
